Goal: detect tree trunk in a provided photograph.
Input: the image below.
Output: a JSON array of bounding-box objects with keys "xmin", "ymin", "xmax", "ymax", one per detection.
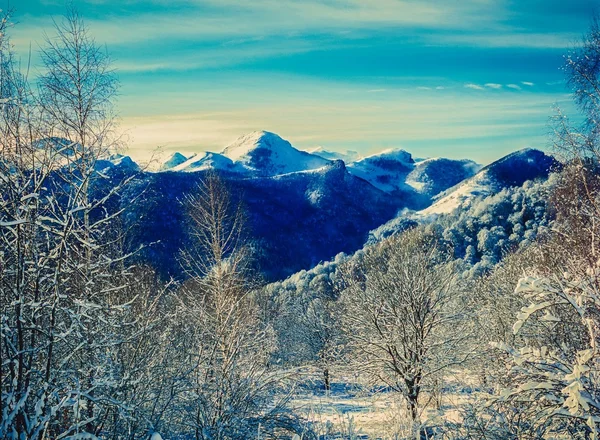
[
  {"xmin": 405, "ymin": 377, "xmax": 421, "ymax": 439},
  {"xmin": 323, "ymin": 367, "xmax": 331, "ymax": 393}
]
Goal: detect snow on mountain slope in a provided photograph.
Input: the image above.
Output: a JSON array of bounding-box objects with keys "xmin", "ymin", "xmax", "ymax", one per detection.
[
  {"xmin": 98, "ymin": 132, "xmax": 477, "ymax": 200},
  {"xmin": 406, "ymin": 158, "xmax": 482, "ymax": 196},
  {"xmin": 368, "ymin": 148, "xmax": 558, "ymax": 244},
  {"xmin": 161, "ymin": 152, "xmax": 189, "ymax": 170},
  {"xmin": 94, "ymin": 154, "xmax": 140, "ymax": 175},
  {"xmin": 108, "ymin": 154, "xmax": 139, "ymax": 171},
  {"xmin": 420, "ymin": 148, "xmax": 557, "ymax": 216},
  {"xmin": 345, "ymin": 149, "xmax": 479, "ymax": 199},
  {"xmin": 419, "ymin": 174, "xmax": 492, "ymax": 215},
  {"xmin": 221, "ymin": 131, "xmax": 331, "ymax": 176},
  {"xmin": 346, "ymin": 149, "xmax": 414, "ymax": 193},
  {"xmin": 170, "ymin": 151, "xmax": 243, "ymax": 173}
]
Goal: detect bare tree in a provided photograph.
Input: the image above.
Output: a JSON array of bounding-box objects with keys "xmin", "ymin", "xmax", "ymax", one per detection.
[
  {"xmin": 339, "ymin": 228, "xmax": 471, "ymax": 434},
  {"xmin": 0, "ymin": 8, "xmax": 142, "ymax": 439},
  {"xmin": 176, "ymin": 171, "xmax": 305, "ymax": 439}
]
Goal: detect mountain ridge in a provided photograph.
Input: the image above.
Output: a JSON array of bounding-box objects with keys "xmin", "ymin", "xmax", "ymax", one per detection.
[{"xmin": 89, "ymin": 133, "xmax": 557, "ymax": 281}]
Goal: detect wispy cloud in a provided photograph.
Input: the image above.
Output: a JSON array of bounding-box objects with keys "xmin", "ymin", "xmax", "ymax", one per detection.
[
  {"xmin": 111, "ymin": 38, "xmax": 320, "ymax": 73},
  {"xmin": 485, "ymin": 83, "xmax": 502, "ymax": 89},
  {"xmin": 432, "ymin": 32, "xmax": 577, "ymax": 49},
  {"xmin": 12, "ymin": 0, "xmax": 581, "ymax": 53},
  {"xmin": 465, "ymin": 83, "xmax": 485, "ymax": 90},
  {"xmin": 118, "ymin": 73, "xmax": 571, "ymax": 163},
  {"xmin": 507, "ymin": 83, "xmax": 522, "ymax": 90},
  {"xmin": 521, "ymin": 81, "xmax": 535, "ymax": 86},
  {"xmin": 12, "ymin": 0, "xmax": 497, "ymax": 47}
]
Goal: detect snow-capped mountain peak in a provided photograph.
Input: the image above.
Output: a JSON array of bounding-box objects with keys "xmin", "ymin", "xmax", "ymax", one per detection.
[
  {"xmin": 161, "ymin": 152, "xmax": 189, "ymax": 170},
  {"xmin": 360, "ymin": 148, "xmax": 414, "ymax": 165},
  {"xmin": 222, "ymin": 131, "xmax": 288, "ymax": 161},
  {"xmin": 346, "ymin": 148, "xmax": 415, "ymax": 194},
  {"xmin": 221, "ymin": 130, "xmax": 330, "ymax": 176}
]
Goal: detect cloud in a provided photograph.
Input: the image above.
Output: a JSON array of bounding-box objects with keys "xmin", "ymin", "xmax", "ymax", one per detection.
[
  {"xmin": 432, "ymin": 32, "xmax": 577, "ymax": 49},
  {"xmin": 521, "ymin": 81, "xmax": 535, "ymax": 86},
  {"xmin": 12, "ymin": 0, "xmax": 499, "ymax": 47},
  {"xmin": 507, "ymin": 83, "xmax": 522, "ymax": 90},
  {"xmin": 485, "ymin": 83, "xmax": 502, "ymax": 89},
  {"xmin": 117, "ymin": 72, "xmax": 570, "ymax": 164},
  {"xmin": 12, "ymin": 0, "xmax": 580, "ymax": 53},
  {"xmin": 465, "ymin": 83, "xmax": 485, "ymax": 90},
  {"xmin": 111, "ymin": 38, "xmax": 319, "ymax": 72}
]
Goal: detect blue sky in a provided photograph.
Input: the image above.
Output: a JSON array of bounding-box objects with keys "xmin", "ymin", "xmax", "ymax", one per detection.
[{"xmin": 11, "ymin": 0, "xmax": 597, "ymax": 164}]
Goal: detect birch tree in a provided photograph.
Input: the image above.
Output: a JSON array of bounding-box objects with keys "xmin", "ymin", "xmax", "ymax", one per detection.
[
  {"xmin": 0, "ymin": 9, "xmax": 141, "ymax": 439},
  {"xmin": 176, "ymin": 171, "xmax": 305, "ymax": 439}
]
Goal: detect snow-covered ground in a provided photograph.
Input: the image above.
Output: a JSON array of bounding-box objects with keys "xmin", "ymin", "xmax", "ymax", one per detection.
[{"xmin": 290, "ymin": 370, "xmax": 483, "ymax": 439}]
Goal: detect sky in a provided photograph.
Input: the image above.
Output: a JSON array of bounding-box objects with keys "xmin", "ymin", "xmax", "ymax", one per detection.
[{"xmin": 10, "ymin": 0, "xmax": 599, "ymax": 164}]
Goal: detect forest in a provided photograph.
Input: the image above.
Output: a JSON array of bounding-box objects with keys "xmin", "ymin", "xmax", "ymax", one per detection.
[{"xmin": 3, "ymin": 6, "xmax": 600, "ymax": 440}]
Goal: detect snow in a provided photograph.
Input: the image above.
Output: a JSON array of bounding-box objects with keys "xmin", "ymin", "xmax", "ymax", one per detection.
[
  {"xmin": 362, "ymin": 148, "xmax": 414, "ymax": 164},
  {"xmin": 419, "ymin": 174, "xmax": 492, "ymax": 215},
  {"xmin": 169, "ymin": 151, "xmax": 241, "ymax": 173},
  {"xmin": 346, "ymin": 148, "xmax": 414, "ymax": 193},
  {"xmin": 345, "ymin": 149, "xmax": 480, "ymax": 197},
  {"xmin": 0, "ymin": 219, "xmax": 27, "ymax": 226},
  {"xmin": 406, "ymin": 157, "xmax": 482, "ymax": 195},
  {"xmin": 419, "ymin": 148, "xmax": 554, "ymax": 216},
  {"xmin": 160, "ymin": 152, "xmax": 188, "ymax": 170},
  {"xmin": 221, "ymin": 131, "xmax": 331, "ymax": 175},
  {"xmin": 107, "ymin": 154, "xmax": 139, "ymax": 171}
]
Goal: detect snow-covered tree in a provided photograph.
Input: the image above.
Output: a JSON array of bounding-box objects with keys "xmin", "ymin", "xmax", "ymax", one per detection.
[
  {"xmin": 473, "ymin": 18, "xmax": 600, "ymax": 438},
  {"xmin": 0, "ymin": 9, "xmax": 143, "ymax": 439},
  {"xmin": 339, "ymin": 228, "xmax": 471, "ymax": 432},
  {"xmin": 176, "ymin": 171, "xmax": 304, "ymax": 439}
]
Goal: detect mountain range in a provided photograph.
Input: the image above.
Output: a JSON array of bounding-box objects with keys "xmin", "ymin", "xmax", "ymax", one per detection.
[{"xmin": 97, "ymin": 131, "xmax": 558, "ymax": 280}]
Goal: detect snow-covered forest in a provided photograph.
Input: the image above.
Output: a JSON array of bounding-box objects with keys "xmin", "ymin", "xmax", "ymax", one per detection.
[{"xmin": 3, "ymin": 6, "xmax": 600, "ymax": 440}]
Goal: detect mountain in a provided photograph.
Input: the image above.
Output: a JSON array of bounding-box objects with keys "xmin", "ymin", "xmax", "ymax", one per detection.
[
  {"xmin": 420, "ymin": 148, "xmax": 558, "ymax": 216},
  {"xmin": 221, "ymin": 131, "xmax": 331, "ymax": 176},
  {"xmin": 368, "ymin": 148, "xmax": 559, "ymax": 243},
  {"xmin": 95, "ymin": 154, "xmax": 140, "ymax": 174},
  {"xmin": 85, "ymin": 131, "xmax": 558, "ymax": 282},
  {"xmin": 406, "ymin": 158, "xmax": 481, "ymax": 197},
  {"xmin": 35, "ymin": 137, "xmax": 80, "ymax": 158},
  {"xmin": 346, "ymin": 149, "xmax": 480, "ymax": 204},
  {"xmin": 161, "ymin": 152, "xmax": 188, "ymax": 170},
  {"xmin": 144, "ymin": 133, "xmax": 479, "ymax": 207},
  {"xmin": 168, "ymin": 151, "xmax": 244, "ymax": 173},
  {"xmin": 347, "ymin": 149, "xmax": 415, "ymax": 193},
  {"xmin": 121, "ymin": 160, "xmax": 401, "ymax": 280}
]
